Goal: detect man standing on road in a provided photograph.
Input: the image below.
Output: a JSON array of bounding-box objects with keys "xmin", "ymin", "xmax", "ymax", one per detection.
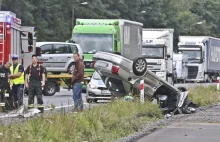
[
  {"xmin": 72, "ymin": 52, "xmax": 84, "ymax": 111},
  {"xmin": 9, "ymin": 55, "xmax": 25, "ymax": 108},
  {"xmin": 25, "ymin": 55, "xmax": 45, "ymax": 113}
]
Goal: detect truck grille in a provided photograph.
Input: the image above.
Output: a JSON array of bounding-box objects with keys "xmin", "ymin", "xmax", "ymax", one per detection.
[{"xmin": 187, "ymin": 66, "xmax": 198, "ymax": 79}]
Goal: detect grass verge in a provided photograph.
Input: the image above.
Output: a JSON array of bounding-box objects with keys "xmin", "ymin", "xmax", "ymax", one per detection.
[
  {"xmin": 188, "ymin": 85, "xmax": 220, "ymax": 106},
  {"xmin": 0, "ymin": 100, "xmax": 162, "ymax": 142}
]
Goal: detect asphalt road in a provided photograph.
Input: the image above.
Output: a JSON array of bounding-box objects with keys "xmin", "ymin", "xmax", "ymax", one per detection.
[
  {"xmin": 23, "ymin": 89, "xmax": 108, "ymax": 111},
  {"xmin": 136, "ymin": 122, "xmax": 220, "ymax": 142}
]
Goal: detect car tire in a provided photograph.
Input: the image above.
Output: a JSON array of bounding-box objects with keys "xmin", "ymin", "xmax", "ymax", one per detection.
[
  {"xmin": 86, "ymin": 98, "xmax": 93, "ymax": 103},
  {"xmin": 67, "ymin": 62, "xmax": 75, "ymax": 74},
  {"xmin": 82, "ymin": 89, "xmax": 86, "ymax": 93},
  {"xmin": 43, "ymin": 82, "xmax": 56, "ymax": 96},
  {"xmin": 132, "ymin": 57, "xmax": 147, "ymax": 76}
]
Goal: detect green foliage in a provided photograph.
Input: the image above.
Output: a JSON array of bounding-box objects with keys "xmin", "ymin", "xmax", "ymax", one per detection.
[
  {"xmin": 0, "ymin": 100, "xmax": 162, "ymax": 142},
  {"xmin": 1, "ymin": 0, "xmax": 220, "ymax": 49},
  {"xmin": 188, "ymin": 85, "xmax": 220, "ymax": 106}
]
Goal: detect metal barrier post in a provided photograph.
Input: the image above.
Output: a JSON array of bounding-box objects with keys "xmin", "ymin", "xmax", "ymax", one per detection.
[
  {"xmin": 217, "ymin": 77, "xmax": 220, "ymax": 90},
  {"xmin": 140, "ymin": 79, "xmax": 144, "ymax": 103}
]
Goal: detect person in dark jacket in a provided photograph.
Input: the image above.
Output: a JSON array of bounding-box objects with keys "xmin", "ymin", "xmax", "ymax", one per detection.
[
  {"xmin": 72, "ymin": 52, "xmax": 84, "ymax": 111},
  {"xmin": 0, "ymin": 62, "xmax": 11, "ymax": 89}
]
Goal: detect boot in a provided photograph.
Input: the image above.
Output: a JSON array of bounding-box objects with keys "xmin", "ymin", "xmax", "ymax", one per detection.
[{"xmin": 38, "ymin": 107, "xmax": 44, "ymax": 113}]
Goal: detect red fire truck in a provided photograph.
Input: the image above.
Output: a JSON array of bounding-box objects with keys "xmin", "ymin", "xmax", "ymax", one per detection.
[{"xmin": 0, "ymin": 11, "xmax": 34, "ymax": 66}]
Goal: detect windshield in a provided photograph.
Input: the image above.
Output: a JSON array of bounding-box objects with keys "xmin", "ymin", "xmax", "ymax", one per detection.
[
  {"xmin": 181, "ymin": 50, "xmax": 201, "ymax": 61},
  {"xmin": 142, "ymin": 46, "xmax": 164, "ymax": 59},
  {"xmin": 73, "ymin": 34, "xmax": 113, "ymax": 54},
  {"xmin": 93, "ymin": 72, "xmax": 102, "ymax": 80}
]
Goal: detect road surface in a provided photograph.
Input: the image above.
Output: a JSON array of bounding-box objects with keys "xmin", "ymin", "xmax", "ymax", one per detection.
[
  {"xmin": 23, "ymin": 89, "xmax": 108, "ymax": 111},
  {"xmin": 135, "ymin": 103, "xmax": 220, "ymax": 142}
]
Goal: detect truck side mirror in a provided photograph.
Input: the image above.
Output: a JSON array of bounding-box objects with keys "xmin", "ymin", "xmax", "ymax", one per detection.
[
  {"xmin": 28, "ymin": 45, "xmax": 33, "ymax": 52},
  {"xmin": 28, "ymin": 32, "xmax": 33, "ymax": 45},
  {"xmin": 36, "ymin": 47, "xmax": 41, "ymax": 56},
  {"xmin": 167, "ymin": 55, "xmax": 171, "ymax": 58}
]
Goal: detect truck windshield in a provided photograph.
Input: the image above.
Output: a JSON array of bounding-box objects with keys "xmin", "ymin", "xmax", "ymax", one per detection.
[
  {"xmin": 142, "ymin": 46, "xmax": 164, "ymax": 59},
  {"xmin": 181, "ymin": 50, "xmax": 201, "ymax": 61},
  {"xmin": 73, "ymin": 34, "xmax": 113, "ymax": 54}
]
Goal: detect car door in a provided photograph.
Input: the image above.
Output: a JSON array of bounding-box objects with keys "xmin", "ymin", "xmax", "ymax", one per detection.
[
  {"xmin": 39, "ymin": 44, "xmax": 53, "ymax": 68},
  {"xmin": 51, "ymin": 44, "xmax": 67, "ymax": 70}
]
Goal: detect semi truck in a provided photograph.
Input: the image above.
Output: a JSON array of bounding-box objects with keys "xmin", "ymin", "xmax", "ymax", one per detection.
[
  {"xmin": 178, "ymin": 36, "xmax": 220, "ymax": 82},
  {"xmin": 71, "ymin": 19, "xmax": 143, "ymax": 89},
  {"xmin": 173, "ymin": 52, "xmax": 188, "ymax": 83},
  {"xmin": 142, "ymin": 28, "xmax": 174, "ymax": 85}
]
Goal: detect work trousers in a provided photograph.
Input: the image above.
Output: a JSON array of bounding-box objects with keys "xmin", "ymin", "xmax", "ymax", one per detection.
[
  {"xmin": 28, "ymin": 80, "xmax": 44, "ymax": 109},
  {"xmin": 12, "ymin": 84, "xmax": 24, "ymax": 107},
  {"xmin": 73, "ymin": 83, "xmax": 83, "ymax": 111}
]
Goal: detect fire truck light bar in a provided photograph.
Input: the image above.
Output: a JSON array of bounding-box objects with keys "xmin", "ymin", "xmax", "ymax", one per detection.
[{"xmin": 6, "ymin": 16, "xmax": 12, "ymax": 23}]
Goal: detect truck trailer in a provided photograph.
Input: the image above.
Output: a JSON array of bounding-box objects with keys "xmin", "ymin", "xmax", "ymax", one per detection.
[
  {"xmin": 178, "ymin": 36, "xmax": 220, "ymax": 82},
  {"xmin": 142, "ymin": 28, "xmax": 174, "ymax": 85}
]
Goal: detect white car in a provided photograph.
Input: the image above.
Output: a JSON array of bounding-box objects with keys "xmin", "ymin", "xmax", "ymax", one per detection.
[
  {"xmin": 92, "ymin": 51, "xmax": 197, "ymax": 114},
  {"xmin": 86, "ymin": 71, "xmax": 111, "ymax": 103},
  {"xmin": 36, "ymin": 42, "xmax": 83, "ymax": 74}
]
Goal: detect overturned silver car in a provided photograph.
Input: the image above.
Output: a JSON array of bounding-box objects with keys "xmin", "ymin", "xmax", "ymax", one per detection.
[{"xmin": 92, "ymin": 51, "xmax": 197, "ymax": 114}]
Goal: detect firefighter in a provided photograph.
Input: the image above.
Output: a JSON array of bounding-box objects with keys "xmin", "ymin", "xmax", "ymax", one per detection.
[
  {"xmin": 25, "ymin": 54, "xmax": 45, "ymax": 113},
  {"xmin": 9, "ymin": 54, "xmax": 25, "ymax": 108}
]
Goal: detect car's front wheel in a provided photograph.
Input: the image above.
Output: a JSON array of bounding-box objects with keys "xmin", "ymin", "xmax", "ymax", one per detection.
[{"xmin": 132, "ymin": 57, "xmax": 147, "ymax": 76}]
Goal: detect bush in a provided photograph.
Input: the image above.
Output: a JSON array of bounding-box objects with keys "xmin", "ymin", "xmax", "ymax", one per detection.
[{"xmin": 188, "ymin": 85, "xmax": 220, "ymax": 106}]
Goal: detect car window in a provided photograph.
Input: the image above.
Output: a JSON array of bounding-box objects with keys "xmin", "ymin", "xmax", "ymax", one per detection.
[
  {"xmin": 106, "ymin": 77, "xmax": 126, "ymax": 94},
  {"xmin": 40, "ymin": 44, "xmax": 52, "ymax": 54},
  {"xmin": 70, "ymin": 45, "xmax": 78, "ymax": 53},
  {"xmin": 93, "ymin": 72, "xmax": 101, "ymax": 80},
  {"xmin": 53, "ymin": 44, "xmax": 69, "ymax": 54}
]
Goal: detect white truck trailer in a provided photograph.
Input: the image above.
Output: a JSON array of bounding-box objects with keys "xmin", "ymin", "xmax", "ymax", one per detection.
[
  {"xmin": 178, "ymin": 36, "xmax": 220, "ymax": 82},
  {"xmin": 142, "ymin": 28, "xmax": 174, "ymax": 85}
]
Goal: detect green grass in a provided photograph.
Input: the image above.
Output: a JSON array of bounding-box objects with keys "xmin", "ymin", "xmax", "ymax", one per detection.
[
  {"xmin": 0, "ymin": 100, "xmax": 162, "ymax": 142},
  {"xmin": 188, "ymin": 85, "xmax": 220, "ymax": 106}
]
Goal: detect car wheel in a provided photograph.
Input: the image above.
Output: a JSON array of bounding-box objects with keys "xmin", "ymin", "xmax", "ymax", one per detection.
[
  {"xmin": 67, "ymin": 63, "xmax": 75, "ymax": 74},
  {"xmin": 132, "ymin": 57, "xmax": 147, "ymax": 76},
  {"xmin": 43, "ymin": 82, "xmax": 56, "ymax": 96},
  {"xmin": 86, "ymin": 98, "xmax": 93, "ymax": 103}
]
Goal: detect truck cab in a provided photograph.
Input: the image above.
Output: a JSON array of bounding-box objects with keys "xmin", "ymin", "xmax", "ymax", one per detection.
[
  {"xmin": 142, "ymin": 29, "xmax": 174, "ymax": 85},
  {"xmin": 178, "ymin": 36, "xmax": 206, "ymax": 82}
]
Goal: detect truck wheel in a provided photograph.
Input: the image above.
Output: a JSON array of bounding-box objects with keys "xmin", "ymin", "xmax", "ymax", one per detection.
[
  {"xmin": 43, "ymin": 82, "xmax": 56, "ymax": 96},
  {"xmin": 132, "ymin": 57, "xmax": 147, "ymax": 76}
]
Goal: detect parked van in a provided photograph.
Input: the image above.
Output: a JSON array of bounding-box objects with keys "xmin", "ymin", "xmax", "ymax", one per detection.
[{"xmin": 36, "ymin": 42, "xmax": 83, "ymax": 74}]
